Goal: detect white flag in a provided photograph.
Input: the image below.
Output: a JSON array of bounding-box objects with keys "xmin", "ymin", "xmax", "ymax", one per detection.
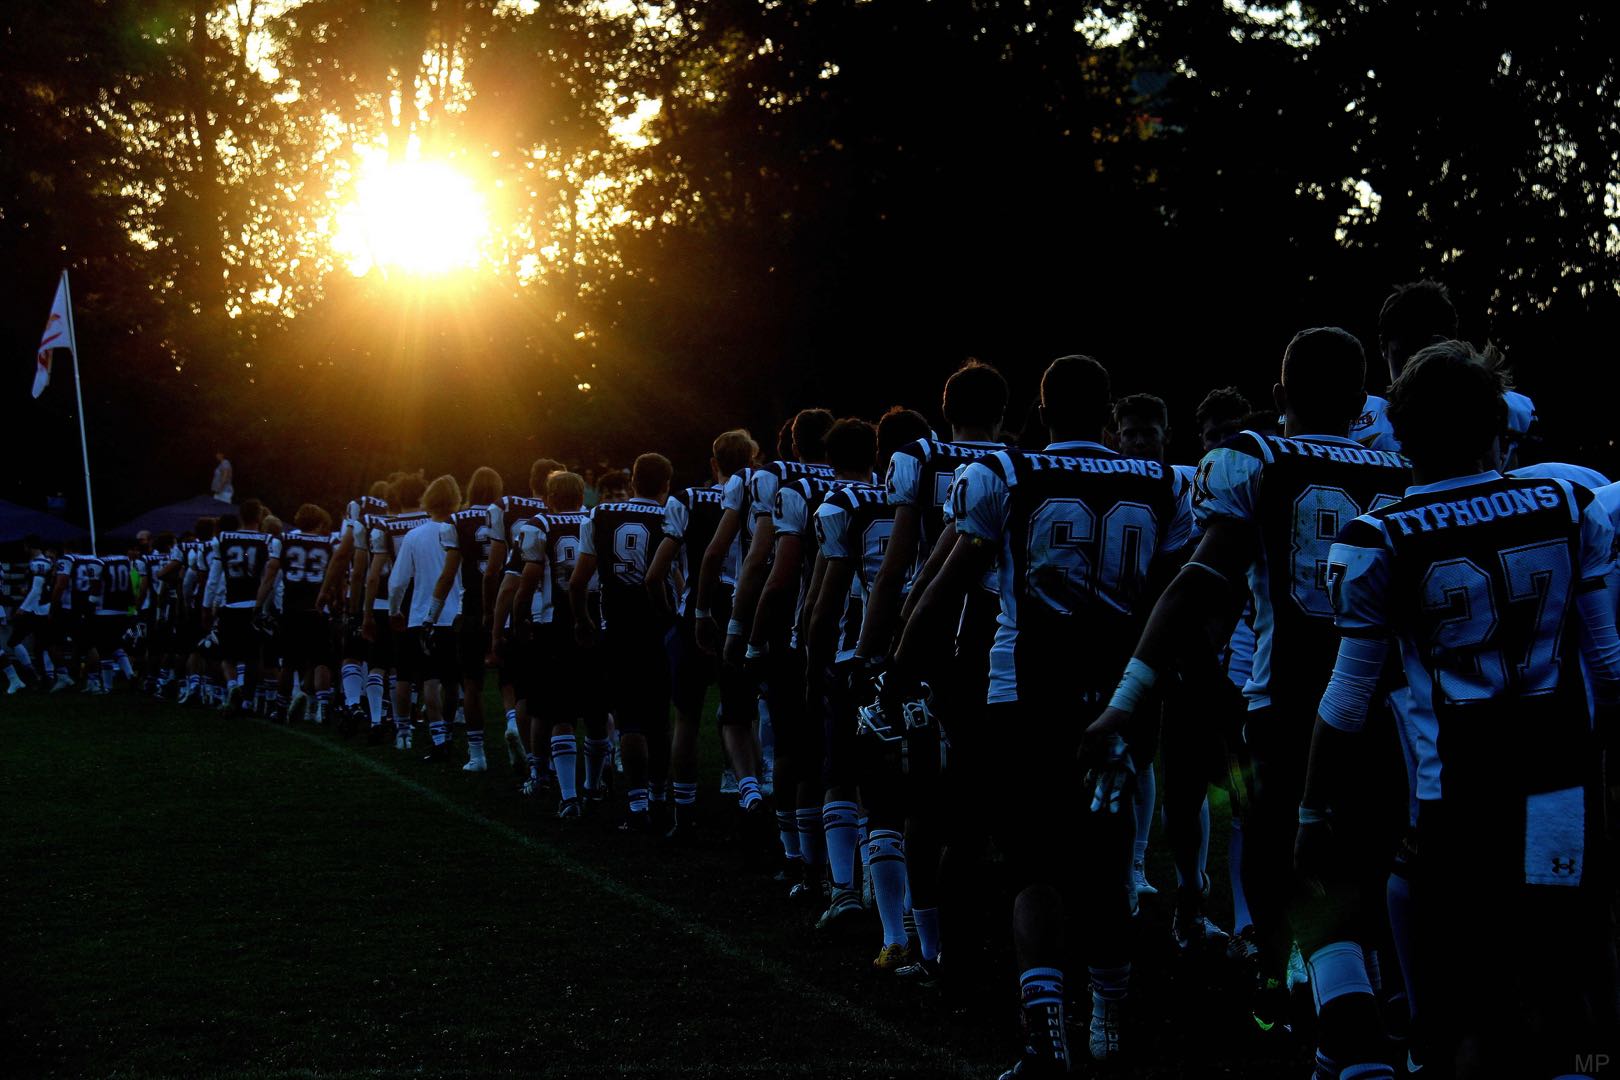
[{"xmin": 34, "ymin": 273, "xmax": 74, "ymax": 399}]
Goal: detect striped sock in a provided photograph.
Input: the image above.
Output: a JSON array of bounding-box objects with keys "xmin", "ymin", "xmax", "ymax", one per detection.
[
  {"xmin": 365, "ymin": 672, "xmax": 384, "ymax": 726},
  {"xmin": 628, "ymin": 787, "xmax": 650, "ymax": 815},
  {"xmin": 430, "ymin": 718, "xmax": 449, "ymax": 746},
  {"xmin": 822, "ymin": 800, "xmax": 861, "ymax": 890},
  {"xmin": 1019, "ymin": 967, "xmax": 1070, "ymax": 1070},
  {"xmin": 525, "ymin": 752, "xmax": 539, "ymax": 779},
  {"xmin": 114, "ymin": 649, "xmax": 134, "ymax": 678},
  {"xmin": 341, "ymin": 663, "xmax": 363, "ymax": 707},
  {"xmin": 584, "ymin": 737, "xmax": 611, "ymax": 791},
  {"xmin": 866, "ymin": 829, "xmax": 908, "ymax": 947},
  {"xmin": 41, "ymin": 651, "xmax": 55, "ymax": 678},
  {"xmin": 795, "ymin": 807, "xmax": 825, "ymax": 868},
  {"xmin": 551, "ymin": 735, "xmax": 579, "ymax": 801},
  {"xmin": 1090, "ymin": 963, "xmax": 1130, "ymax": 1004},
  {"xmin": 466, "ymin": 722, "xmax": 484, "ymax": 750},
  {"xmin": 737, "ymin": 775, "xmax": 761, "ymax": 810},
  {"xmin": 777, "ymin": 810, "xmax": 801, "ymax": 860},
  {"xmin": 673, "ymin": 781, "xmax": 698, "ymax": 806},
  {"xmin": 315, "ymin": 689, "xmax": 331, "ymax": 721}
]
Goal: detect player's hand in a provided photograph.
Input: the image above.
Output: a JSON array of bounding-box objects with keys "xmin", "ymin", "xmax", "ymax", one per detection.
[
  {"xmin": 1082, "ymin": 733, "xmax": 1136, "ymax": 815},
  {"xmin": 573, "ymin": 618, "xmax": 597, "ymax": 649},
  {"xmin": 316, "ymin": 588, "xmax": 333, "ymax": 610},
  {"xmin": 389, "ymin": 613, "xmax": 407, "ymax": 633},
  {"xmin": 420, "ymin": 624, "xmax": 439, "ymax": 658},
  {"xmin": 722, "ymin": 633, "xmax": 746, "ymax": 669},
  {"xmin": 1294, "ymin": 819, "xmax": 1333, "ymax": 892},
  {"xmin": 1086, "ymin": 706, "xmax": 1131, "ymax": 745},
  {"xmin": 361, "ymin": 614, "xmax": 377, "ymax": 642},
  {"xmin": 695, "ymin": 615, "xmax": 722, "ymax": 656}
]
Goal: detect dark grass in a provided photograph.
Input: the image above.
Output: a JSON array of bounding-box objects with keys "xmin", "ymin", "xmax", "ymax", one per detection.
[{"xmin": 2, "ymin": 689, "xmax": 1309, "ymax": 1078}]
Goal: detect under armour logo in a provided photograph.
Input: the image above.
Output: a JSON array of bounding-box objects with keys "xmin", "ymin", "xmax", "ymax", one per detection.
[{"xmin": 1552, "ymin": 856, "xmax": 1578, "ymax": 876}]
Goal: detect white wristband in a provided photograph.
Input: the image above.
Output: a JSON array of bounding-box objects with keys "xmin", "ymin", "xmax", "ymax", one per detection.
[
  {"xmin": 426, "ymin": 597, "xmax": 445, "ymax": 624},
  {"xmin": 745, "ymin": 643, "xmax": 764, "ymax": 660},
  {"xmin": 1298, "ymin": 805, "xmax": 1331, "ymax": 825},
  {"xmin": 727, "ymin": 619, "xmax": 744, "ymax": 637},
  {"xmin": 1107, "ymin": 657, "xmax": 1158, "ymax": 715},
  {"xmin": 696, "ymin": 607, "xmax": 712, "ymax": 620}
]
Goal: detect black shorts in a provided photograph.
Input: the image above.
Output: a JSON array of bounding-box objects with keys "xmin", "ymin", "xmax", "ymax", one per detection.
[
  {"xmin": 366, "ymin": 611, "xmax": 393, "ymax": 669},
  {"xmin": 456, "ymin": 629, "xmax": 486, "ymax": 687},
  {"xmin": 91, "ymin": 615, "xmax": 130, "ymax": 653},
  {"xmin": 665, "ymin": 617, "xmax": 717, "ymax": 720},
  {"xmin": 218, "ymin": 607, "xmax": 255, "ymax": 659},
  {"xmin": 603, "ymin": 622, "xmax": 669, "ymax": 736},
  {"xmin": 280, "ymin": 611, "xmax": 332, "ymax": 672},
  {"xmin": 394, "ymin": 627, "xmax": 456, "ymax": 685},
  {"xmin": 818, "ymin": 663, "xmax": 859, "ymax": 790}
]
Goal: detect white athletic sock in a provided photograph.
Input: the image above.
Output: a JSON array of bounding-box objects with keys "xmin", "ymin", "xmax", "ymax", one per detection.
[
  {"xmin": 584, "ymin": 736, "xmax": 611, "ymax": 790},
  {"xmin": 822, "ymin": 800, "xmax": 861, "ymax": 890},
  {"xmin": 913, "ymin": 906, "xmax": 941, "ymax": 962},
  {"xmin": 365, "ymin": 671, "xmax": 385, "ymax": 726},
  {"xmin": 341, "ymin": 663, "xmax": 363, "ymax": 706},
  {"xmin": 866, "ymin": 829, "xmax": 909, "ymax": 947},
  {"xmin": 551, "ymin": 735, "xmax": 579, "ymax": 801},
  {"xmin": 737, "ymin": 775, "xmax": 761, "ymax": 810}
]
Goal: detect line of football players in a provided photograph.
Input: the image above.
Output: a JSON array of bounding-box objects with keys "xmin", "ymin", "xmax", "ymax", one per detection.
[{"xmin": 4, "ymin": 278, "xmax": 1617, "ymax": 1080}]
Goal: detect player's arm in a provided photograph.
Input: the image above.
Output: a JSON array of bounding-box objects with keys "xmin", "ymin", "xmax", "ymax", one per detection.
[
  {"xmin": 854, "ymin": 503, "xmax": 920, "ymax": 659},
  {"xmin": 489, "ymin": 571, "xmax": 519, "ymax": 661},
  {"xmin": 727, "ymin": 513, "xmax": 775, "ymax": 661},
  {"xmin": 808, "ymin": 554, "xmax": 855, "ymax": 668},
  {"xmin": 319, "ymin": 530, "xmax": 353, "ymax": 609},
  {"xmin": 899, "ymin": 520, "xmax": 956, "ymax": 625},
  {"xmin": 893, "ymin": 532, "xmax": 996, "ymax": 677},
  {"xmin": 483, "ymin": 510, "xmax": 509, "ymax": 622},
  {"xmin": 569, "ymin": 552, "xmax": 599, "ymax": 646},
  {"xmin": 386, "ymin": 537, "xmax": 415, "ymax": 628},
  {"xmin": 427, "ymin": 520, "xmax": 460, "ymax": 625},
  {"xmin": 695, "ymin": 506, "xmax": 742, "ymax": 652},
  {"xmin": 749, "ymin": 531, "xmax": 802, "ymax": 651},
  {"xmin": 254, "ymin": 551, "xmax": 281, "ymax": 611},
  {"xmin": 512, "ymin": 560, "xmax": 545, "ymax": 628},
  {"xmin": 646, "ymin": 536, "xmax": 680, "ymax": 615},
  {"xmin": 362, "ymin": 532, "xmax": 385, "ymax": 637}
]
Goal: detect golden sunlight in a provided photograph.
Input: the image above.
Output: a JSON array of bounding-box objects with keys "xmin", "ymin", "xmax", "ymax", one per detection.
[{"xmin": 334, "ymin": 156, "xmax": 490, "ymax": 277}]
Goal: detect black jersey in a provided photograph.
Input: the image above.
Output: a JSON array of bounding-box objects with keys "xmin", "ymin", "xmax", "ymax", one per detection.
[
  {"xmin": 773, "ymin": 474, "xmax": 864, "ymax": 642},
  {"xmin": 662, "ymin": 484, "xmax": 726, "ymax": 616},
  {"xmin": 98, "ymin": 555, "xmax": 135, "ymax": 615},
  {"xmin": 885, "ymin": 437, "xmax": 1004, "ymax": 560},
  {"xmin": 749, "ymin": 460, "xmax": 836, "ymax": 521},
  {"xmin": 1193, "ymin": 431, "xmax": 1411, "ymax": 715},
  {"xmin": 581, "ymin": 498, "xmax": 668, "ymax": 628},
  {"xmin": 1331, "ymin": 473, "xmax": 1613, "ymax": 803},
  {"xmin": 449, "ymin": 505, "xmax": 499, "ymax": 623},
  {"xmin": 279, "ymin": 530, "xmax": 336, "ymax": 614},
  {"xmin": 217, "ymin": 530, "xmax": 272, "ymax": 608},
  {"xmin": 489, "ymin": 495, "xmax": 546, "ymax": 548},
  {"xmin": 543, "ymin": 510, "xmax": 591, "ymax": 617},
  {"xmin": 956, "ymin": 442, "xmax": 1193, "ymax": 704},
  {"xmin": 815, "ymin": 482, "xmax": 894, "ymax": 660},
  {"xmin": 58, "ymin": 554, "xmax": 101, "ymax": 615}
]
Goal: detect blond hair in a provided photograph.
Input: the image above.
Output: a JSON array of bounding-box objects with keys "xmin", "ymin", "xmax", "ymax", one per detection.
[
  {"xmin": 545, "ymin": 471, "xmax": 586, "ymax": 512},
  {"xmin": 423, "ymin": 474, "xmax": 463, "ymax": 517}
]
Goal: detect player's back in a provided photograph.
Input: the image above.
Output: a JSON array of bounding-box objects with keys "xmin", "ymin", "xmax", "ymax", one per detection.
[
  {"xmin": 279, "ymin": 530, "xmax": 335, "ymax": 613},
  {"xmin": 886, "ymin": 437, "xmax": 1003, "ymax": 558},
  {"xmin": 816, "ymin": 482, "xmax": 894, "ymax": 659},
  {"xmin": 667, "ymin": 485, "xmax": 727, "ymax": 613},
  {"xmin": 1334, "ymin": 473, "xmax": 1605, "ymax": 802},
  {"xmin": 216, "ymin": 530, "xmax": 271, "ymax": 607},
  {"xmin": 750, "ymin": 460, "xmax": 835, "ymax": 521},
  {"xmin": 98, "ymin": 555, "xmax": 134, "ymax": 615},
  {"xmin": 587, "ymin": 499, "xmax": 667, "ymax": 626},
  {"xmin": 1194, "ymin": 430, "xmax": 1411, "ymax": 714},
  {"xmin": 961, "ymin": 443, "xmax": 1189, "ymax": 700},
  {"xmin": 449, "ymin": 506, "xmax": 498, "ymax": 620},
  {"xmin": 542, "ymin": 511, "xmax": 590, "ymax": 609},
  {"xmin": 491, "ymin": 494, "xmax": 546, "ymax": 548}
]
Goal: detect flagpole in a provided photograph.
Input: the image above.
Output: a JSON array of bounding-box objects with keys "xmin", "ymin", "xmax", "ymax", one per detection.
[{"xmin": 61, "ymin": 270, "xmax": 97, "ymax": 555}]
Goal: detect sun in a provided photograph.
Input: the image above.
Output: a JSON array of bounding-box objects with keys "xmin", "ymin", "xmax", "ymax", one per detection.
[{"xmin": 334, "ymin": 156, "xmax": 490, "ymax": 277}]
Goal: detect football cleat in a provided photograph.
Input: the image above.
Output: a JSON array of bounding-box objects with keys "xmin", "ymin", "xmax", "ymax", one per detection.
[
  {"xmin": 287, "ymin": 691, "xmax": 309, "ymax": 724},
  {"xmin": 222, "ymin": 683, "xmax": 245, "ymax": 714},
  {"xmin": 1226, "ymin": 924, "xmax": 1261, "ymax": 965},
  {"xmin": 1171, "ymin": 891, "xmax": 1229, "ymax": 954},
  {"xmin": 583, "ymin": 783, "xmax": 606, "ymax": 803},
  {"xmin": 619, "ymin": 809, "xmax": 652, "ymax": 833},
  {"xmin": 462, "ymin": 753, "xmax": 487, "ymax": 773},
  {"xmin": 503, "ymin": 722, "xmax": 524, "ymax": 765},
  {"xmin": 815, "ymin": 887, "xmax": 864, "ymax": 933},
  {"xmin": 1132, "ymin": 859, "xmax": 1157, "ymax": 897},
  {"xmin": 1088, "ymin": 996, "xmax": 1124, "ymax": 1061},
  {"xmin": 892, "ymin": 955, "xmax": 941, "ymax": 987},
  {"xmin": 871, "ymin": 942, "xmax": 914, "ymax": 974},
  {"xmin": 50, "ymin": 672, "xmax": 75, "ymax": 693},
  {"xmin": 997, "ymin": 1058, "xmax": 1066, "ymax": 1079},
  {"xmin": 176, "ymin": 683, "xmax": 195, "ymax": 706},
  {"xmin": 423, "ymin": 741, "xmax": 452, "ymax": 763},
  {"xmin": 557, "ymin": 797, "xmax": 582, "ymax": 821},
  {"xmin": 719, "ymin": 768, "xmax": 739, "ymax": 796}
]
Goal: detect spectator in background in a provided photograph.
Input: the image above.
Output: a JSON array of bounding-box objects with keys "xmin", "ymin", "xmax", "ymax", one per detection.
[
  {"xmin": 596, "ymin": 469, "xmax": 629, "ymax": 502},
  {"xmin": 212, "ymin": 452, "xmax": 234, "ymax": 503},
  {"xmin": 582, "ymin": 467, "xmax": 600, "ymax": 508}
]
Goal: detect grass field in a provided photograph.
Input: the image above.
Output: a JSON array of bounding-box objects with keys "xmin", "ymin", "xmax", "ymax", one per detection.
[{"xmin": 2, "ymin": 689, "xmax": 1310, "ymax": 1078}]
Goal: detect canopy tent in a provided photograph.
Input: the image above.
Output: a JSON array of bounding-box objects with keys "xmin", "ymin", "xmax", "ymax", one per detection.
[
  {"xmin": 0, "ymin": 499, "xmax": 88, "ymax": 545},
  {"xmin": 106, "ymin": 495, "xmax": 234, "ymax": 543}
]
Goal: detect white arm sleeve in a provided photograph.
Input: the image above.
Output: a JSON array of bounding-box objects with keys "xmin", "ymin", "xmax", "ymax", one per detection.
[
  {"xmin": 1317, "ymin": 636, "xmax": 1390, "ymax": 733},
  {"xmin": 1578, "ymin": 585, "xmax": 1620, "ymax": 705}
]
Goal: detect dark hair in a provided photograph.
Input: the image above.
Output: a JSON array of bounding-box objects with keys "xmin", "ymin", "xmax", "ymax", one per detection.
[
  {"xmin": 294, "ymin": 503, "xmax": 327, "ymax": 533},
  {"xmin": 546, "ymin": 471, "xmax": 586, "ymax": 511},
  {"xmin": 1112, "ymin": 392, "xmax": 1168, "ymax": 432},
  {"xmin": 216, "ymin": 513, "xmax": 241, "ymax": 533},
  {"xmin": 792, "ymin": 408, "xmax": 836, "ymax": 464},
  {"xmin": 529, "ymin": 458, "xmax": 564, "ymax": 495},
  {"xmin": 154, "ymin": 531, "xmax": 175, "ymax": 551},
  {"xmin": 632, "ymin": 453, "xmax": 674, "ymax": 499},
  {"xmin": 712, "ymin": 429, "xmax": 758, "ymax": 478},
  {"xmin": 1379, "ymin": 280, "xmax": 1458, "ymax": 359},
  {"xmin": 877, "ymin": 406, "xmax": 933, "ymax": 464},
  {"xmin": 391, "ymin": 473, "xmax": 427, "ymax": 510},
  {"xmin": 776, "ymin": 418, "xmax": 796, "ymax": 461},
  {"xmin": 1195, "ymin": 386, "xmax": 1253, "ymax": 430},
  {"xmin": 239, "ymin": 498, "xmax": 264, "ymax": 527},
  {"xmin": 1039, "ymin": 354, "xmax": 1112, "ymax": 436},
  {"xmin": 597, "ymin": 470, "xmax": 629, "ymax": 498},
  {"xmin": 942, "ymin": 360, "xmax": 1008, "ymax": 433},
  {"xmin": 1387, "ymin": 340, "xmax": 1506, "ymax": 473},
  {"xmin": 824, "ymin": 418, "xmax": 878, "ymax": 475},
  {"xmin": 194, "ymin": 518, "xmax": 216, "ymax": 542},
  {"xmin": 1280, "ymin": 327, "xmax": 1366, "ymax": 427}
]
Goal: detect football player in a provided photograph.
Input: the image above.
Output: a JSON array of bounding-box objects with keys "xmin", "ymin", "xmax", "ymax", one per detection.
[
  {"xmin": 569, "ymin": 453, "xmax": 674, "ymax": 830},
  {"xmin": 900, "ymin": 355, "xmax": 1191, "ymax": 1069},
  {"xmin": 427, "ymin": 466, "xmax": 503, "ymax": 770},
  {"xmin": 363, "ymin": 475, "xmax": 430, "ymax": 748},
  {"xmin": 1090, "ymin": 328, "xmax": 1411, "ymax": 1078},
  {"xmin": 211, "ymin": 499, "xmax": 272, "ymax": 713},
  {"xmin": 259, "ymin": 505, "xmax": 336, "ymax": 724},
  {"xmin": 646, "ymin": 429, "xmax": 765, "ymax": 840},
  {"xmin": 1300, "ymin": 341, "xmax": 1620, "ymax": 1078},
  {"xmin": 486, "ymin": 459, "xmax": 558, "ymax": 772},
  {"xmin": 390, "ymin": 475, "xmax": 462, "ymax": 761}
]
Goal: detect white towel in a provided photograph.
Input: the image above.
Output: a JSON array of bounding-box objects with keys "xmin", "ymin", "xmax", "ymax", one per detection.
[{"xmin": 1525, "ymin": 786, "xmax": 1584, "ymax": 887}]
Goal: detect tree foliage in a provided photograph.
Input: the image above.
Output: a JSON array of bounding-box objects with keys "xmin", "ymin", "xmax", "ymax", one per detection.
[{"xmin": 1, "ymin": 0, "xmax": 1616, "ymax": 522}]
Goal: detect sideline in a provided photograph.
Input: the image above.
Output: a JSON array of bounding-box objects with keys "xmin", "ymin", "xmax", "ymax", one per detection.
[{"xmin": 264, "ymin": 721, "xmax": 980, "ymax": 1079}]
